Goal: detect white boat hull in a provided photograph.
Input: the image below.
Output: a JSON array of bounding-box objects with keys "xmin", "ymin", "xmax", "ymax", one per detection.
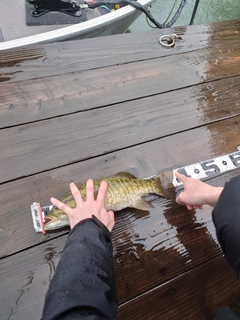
[{"xmin": 0, "ymin": 0, "xmax": 154, "ymax": 50}]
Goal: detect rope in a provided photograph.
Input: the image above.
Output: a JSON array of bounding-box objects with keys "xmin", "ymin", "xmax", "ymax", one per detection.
[
  {"xmin": 146, "ymin": 0, "xmax": 178, "ymax": 29},
  {"xmin": 161, "ymin": 0, "xmax": 187, "ymax": 28},
  {"xmin": 163, "ymin": 0, "xmax": 178, "ymax": 25}
]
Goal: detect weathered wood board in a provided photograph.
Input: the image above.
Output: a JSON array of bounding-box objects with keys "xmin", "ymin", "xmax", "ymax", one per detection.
[{"xmin": 1, "ymin": 18, "xmax": 240, "ymax": 320}]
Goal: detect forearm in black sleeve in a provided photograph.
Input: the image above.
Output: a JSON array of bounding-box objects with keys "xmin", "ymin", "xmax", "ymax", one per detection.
[
  {"xmin": 42, "ymin": 217, "xmax": 118, "ymax": 320},
  {"xmin": 212, "ymin": 175, "xmax": 240, "ymax": 278}
]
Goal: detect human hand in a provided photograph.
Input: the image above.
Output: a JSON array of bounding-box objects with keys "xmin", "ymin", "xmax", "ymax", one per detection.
[
  {"xmin": 175, "ymin": 171, "xmax": 223, "ymax": 209},
  {"xmin": 50, "ymin": 179, "xmax": 115, "ymax": 232}
]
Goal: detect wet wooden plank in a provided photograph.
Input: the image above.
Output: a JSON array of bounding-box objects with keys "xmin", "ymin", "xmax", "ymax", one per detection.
[
  {"xmin": 113, "ymin": 170, "xmax": 240, "ymax": 304},
  {"xmin": 1, "ymin": 19, "xmax": 240, "ymax": 320},
  {"xmin": 1, "ymin": 75, "xmax": 240, "ymax": 184},
  {"xmin": 114, "ymin": 195, "xmax": 219, "ymax": 303},
  {"xmin": 0, "ymin": 170, "xmax": 239, "ymax": 320},
  {"xmin": 1, "ymin": 39, "xmax": 240, "ymax": 128},
  {"xmin": 1, "ymin": 116, "xmax": 240, "ymax": 258},
  {"xmin": 117, "ymin": 255, "xmax": 240, "ymax": 320},
  {"xmin": 0, "ymin": 239, "xmax": 62, "ymax": 320},
  {"xmin": 1, "ymin": 170, "xmax": 240, "ymax": 320},
  {"xmin": 0, "ymin": 19, "xmax": 239, "ymax": 83}
]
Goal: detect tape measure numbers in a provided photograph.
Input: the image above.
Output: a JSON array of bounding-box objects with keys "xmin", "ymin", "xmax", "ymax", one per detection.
[
  {"xmin": 172, "ymin": 148, "xmax": 240, "ymax": 187},
  {"xmin": 31, "ymin": 148, "xmax": 240, "ymax": 233}
]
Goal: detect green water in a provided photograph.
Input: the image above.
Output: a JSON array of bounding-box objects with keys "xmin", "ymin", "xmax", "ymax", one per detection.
[{"xmin": 129, "ymin": 0, "xmax": 240, "ymax": 33}]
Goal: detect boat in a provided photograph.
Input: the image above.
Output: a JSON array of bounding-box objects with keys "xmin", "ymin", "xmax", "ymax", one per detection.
[{"xmin": 0, "ymin": 0, "xmax": 155, "ymax": 50}]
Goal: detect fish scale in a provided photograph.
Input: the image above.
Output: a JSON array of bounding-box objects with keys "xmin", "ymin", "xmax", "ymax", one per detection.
[
  {"xmin": 104, "ymin": 178, "xmax": 158, "ymax": 210},
  {"xmin": 31, "ymin": 148, "xmax": 240, "ymax": 233},
  {"xmin": 43, "ymin": 172, "xmax": 175, "ymax": 231}
]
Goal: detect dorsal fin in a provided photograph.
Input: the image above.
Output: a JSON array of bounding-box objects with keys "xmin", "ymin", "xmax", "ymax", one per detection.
[{"xmin": 111, "ymin": 172, "xmax": 137, "ymax": 179}]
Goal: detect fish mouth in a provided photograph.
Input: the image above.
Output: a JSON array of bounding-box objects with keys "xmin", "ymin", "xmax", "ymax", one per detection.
[
  {"xmin": 43, "ymin": 216, "xmax": 58, "ymax": 230},
  {"xmin": 43, "ymin": 215, "xmax": 69, "ymax": 231},
  {"xmin": 44, "ymin": 215, "xmax": 57, "ymax": 223}
]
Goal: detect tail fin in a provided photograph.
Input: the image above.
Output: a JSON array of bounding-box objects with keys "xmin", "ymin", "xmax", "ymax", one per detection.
[{"xmin": 155, "ymin": 170, "xmax": 176, "ymax": 199}]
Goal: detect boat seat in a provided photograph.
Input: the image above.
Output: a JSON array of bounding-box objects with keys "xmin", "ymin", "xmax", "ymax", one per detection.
[
  {"xmin": 25, "ymin": 0, "xmax": 102, "ymax": 26},
  {"xmin": 26, "ymin": 0, "xmax": 82, "ymax": 18}
]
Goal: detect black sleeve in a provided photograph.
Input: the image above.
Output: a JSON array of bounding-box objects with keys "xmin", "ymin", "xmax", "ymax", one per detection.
[
  {"xmin": 42, "ymin": 216, "xmax": 118, "ymax": 320},
  {"xmin": 212, "ymin": 175, "xmax": 240, "ymax": 278}
]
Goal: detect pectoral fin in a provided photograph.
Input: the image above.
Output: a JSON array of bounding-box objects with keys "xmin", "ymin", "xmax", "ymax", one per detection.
[{"xmin": 131, "ymin": 198, "xmax": 153, "ymax": 211}]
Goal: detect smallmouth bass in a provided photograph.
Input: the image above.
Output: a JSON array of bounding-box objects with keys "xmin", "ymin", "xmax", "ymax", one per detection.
[{"xmin": 44, "ymin": 171, "xmax": 175, "ymax": 231}]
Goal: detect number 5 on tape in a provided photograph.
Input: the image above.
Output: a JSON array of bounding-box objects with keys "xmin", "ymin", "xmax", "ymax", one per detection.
[{"xmin": 172, "ymin": 147, "xmax": 240, "ymax": 187}]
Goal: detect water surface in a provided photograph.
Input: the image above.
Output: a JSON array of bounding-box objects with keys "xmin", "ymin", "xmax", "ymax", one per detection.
[{"xmin": 130, "ymin": 0, "xmax": 240, "ymax": 33}]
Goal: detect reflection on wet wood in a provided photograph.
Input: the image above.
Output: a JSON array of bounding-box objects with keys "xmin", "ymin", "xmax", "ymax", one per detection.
[
  {"xmin": 0, "ymin": 239, "xmax": 62, "ymax": 320},
  {"xmin": 1, "ymin": 18, "xmax": 240, "ymax": 320},
  {"xmin": 113, "ymin": 169, "xmax": 240, "ymax": 304},
  {"xmin": 1, "ymin": 119, "xmax": 240, "ymax": 258},
  {"xmin": 1, "ymin": 86, "xmax": 240, "ymax": 184},
  {"xmin": 0, "ymin": 20, "xmax": 239, "ymax": 84},
  {"xmin": 117, "ymin": 255, "xmax": 240, "ymax": 320},
  {"xmin": 1, "ymin": 40, "xmax": 240, "ymax": 128},
  {"xmin": 1, "ymin": 170, "xmax": 240, "ymax": 320}
]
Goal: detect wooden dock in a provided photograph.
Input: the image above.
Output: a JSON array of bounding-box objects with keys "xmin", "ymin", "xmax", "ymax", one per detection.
[{"xmin": 1, "ymin": 19, "xmax": 240, "ymax": 320}]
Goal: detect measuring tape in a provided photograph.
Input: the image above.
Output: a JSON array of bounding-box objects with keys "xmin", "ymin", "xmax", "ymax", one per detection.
[
  {"xmin": 172, "ymin": 147, "xmax": 240, "ymax": 187},
  {"xmin": 31, "ymin": 147, "xmax": 240, "ymax": 234},
  {"xmin": 31, "ymin": 203, "xmax": 53, "ymax": 234}
]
